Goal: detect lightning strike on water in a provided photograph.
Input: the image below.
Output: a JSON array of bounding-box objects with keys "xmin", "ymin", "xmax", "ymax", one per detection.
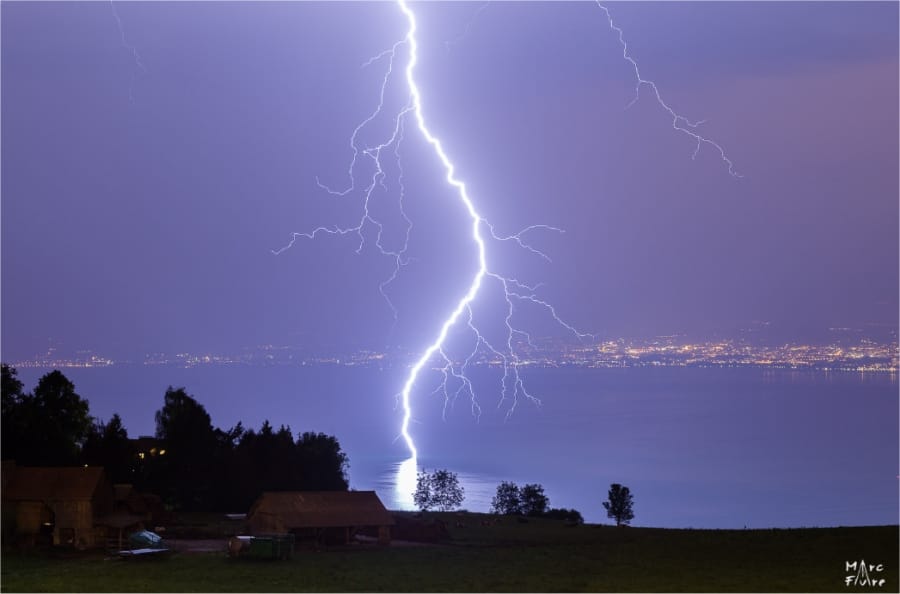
[{"xmin": 275, "ymin": 1, "xmax": 740, "ymax": 507}]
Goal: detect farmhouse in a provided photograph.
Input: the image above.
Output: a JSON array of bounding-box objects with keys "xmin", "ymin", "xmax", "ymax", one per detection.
[
  {"xmin": 0, "ymin": 464, "xmax": 159, "ymax": 549},
  {"xmin": 246, "ymin": 490, "xmax": 394, "ymax": 545},
  {"xmin": 2, "ymin": 464, "xmax": 114, "ymax": 548}
]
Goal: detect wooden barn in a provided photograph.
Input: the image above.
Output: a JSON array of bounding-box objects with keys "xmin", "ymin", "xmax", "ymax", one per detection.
[
  {"xmin": 246, "ymin": 491, "xmax": 394, "ymax": 546},
  {"xmin": 2, "ymin": 465, "xmax": 114, "ymax": 548},
  {"xmin": 97, "ymin": 484, "xmax": 165, "ymax": 550}
]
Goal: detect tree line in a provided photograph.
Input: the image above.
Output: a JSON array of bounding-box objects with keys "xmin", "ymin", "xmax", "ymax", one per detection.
[
  {"xmin": 1, "ymin": 364, "xmax": 349, "ymax": 512},
  {"xmin": 414, "ymin": 469, "xmax": 635, "ymax": 526}
]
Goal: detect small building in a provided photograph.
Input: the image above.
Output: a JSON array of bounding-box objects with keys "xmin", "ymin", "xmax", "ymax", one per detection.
[
  {"xmin": 130, "ymin": 436, "xmax": 165, "ymax": 461},
  {"xmin": 2, "ymin": 465, "xmax": 114, "ymax": 548},
  {"xmin": 246, "ymin": 491, "xmax": 394, "ymax": 546},
  {"xmin": 97, "ymin": 484, "xmax": 161, "ymax": 550}
]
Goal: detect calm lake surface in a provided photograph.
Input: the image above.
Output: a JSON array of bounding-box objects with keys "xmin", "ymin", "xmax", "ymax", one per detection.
[{"xmin": 15, "ymin": 364, "xmax": 898, "ymax": 528}]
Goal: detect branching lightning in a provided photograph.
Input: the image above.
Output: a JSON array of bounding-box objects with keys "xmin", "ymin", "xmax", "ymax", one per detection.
[
  {"xmin": 109, "ymin": 1, "xmax": 147, "ymax": 103},
  {"xmin": 595, "ymin": 2, "xmax": 741, "ymax": 177},
  {"xmin": 275, "ymin": 1, "xmax": 739, "ymax": 497},
  {"xmin": 444, "ymin": 2, "xmax": 491, "ymax": 54}
]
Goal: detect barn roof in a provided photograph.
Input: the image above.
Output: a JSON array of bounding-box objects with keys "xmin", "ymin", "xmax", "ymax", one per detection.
[
  {"xmin": 3, "ymin": 466, "xmax": 106, "ymax": 501},
  {"xmin": 248, "ymin": 491, "xmax": 394, "ymax": 529}
]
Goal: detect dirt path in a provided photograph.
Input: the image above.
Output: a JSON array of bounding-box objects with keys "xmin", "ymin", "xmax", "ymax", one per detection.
[{"xmin": 168, "ymin": 539, "xmax": 225, "ymax": 553}]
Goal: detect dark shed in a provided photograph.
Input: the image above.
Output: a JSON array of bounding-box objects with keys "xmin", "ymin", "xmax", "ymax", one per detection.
[
  {"xmin": 246, "ymin": 491, "xmax": 394, "ymax": 545},
  {"xmin": 2, "ymin": 466, "xmax": 113, "ymax": 548}
]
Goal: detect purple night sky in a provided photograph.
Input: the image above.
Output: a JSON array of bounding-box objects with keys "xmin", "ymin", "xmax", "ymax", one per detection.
[
  {"xmin": 2, "ymin": 2, "xmax": 898, "ymax": 528},
  {"xmin": 3, "ymin": 2, "xmax": 896, "ymax": 364}
]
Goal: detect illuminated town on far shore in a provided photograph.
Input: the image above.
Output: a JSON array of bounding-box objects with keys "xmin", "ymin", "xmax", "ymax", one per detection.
[{"xmin": 13, "ymin": 330, "xmax": 899, "ymax": 373}]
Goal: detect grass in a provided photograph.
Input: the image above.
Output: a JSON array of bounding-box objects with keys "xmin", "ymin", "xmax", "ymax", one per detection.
[{"xmin": 2, "ymin": 515, "xmax": 897, "ymax": 592}]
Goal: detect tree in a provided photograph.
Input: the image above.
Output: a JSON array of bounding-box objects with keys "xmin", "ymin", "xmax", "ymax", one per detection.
[
  {"xmin": 295, "ymin": 431, "xmax": 349, "ymax": 491},
  {"xmin": 1, "ymin": 363, "xmax": 24, "ymax": 405},
  {"xmin": 602, "ymin": 483, "xmax": 634, "ymax": 526},
  {"xmin": 413, "ymin": 469, "xmax": 465, "ymax": 512},
  {"xmin": 520, "ymin": 483, "xmax": 550, "ymax": 517},
  {"xmin": 155, "ymin": 386, "xmax": 215, "ymax": 445},
  {"xmin": 491, "ymin": 481, "xmax": 552, "ymax": 517},
  {"xmin": 6, "ymin": 370, "xmax": 93, "ymax": 465},
  {"xmin": 1, "ymin": 364, "xmax": 26, "ymax": 460},
  {"xmin": 544, "ymin": 507, "xmax": 584, "ymax": 525},
  {"xmin": 491, "ymin": 481, "xmax": 522, "ymax": 515},
  {"xmin": 81, "ymin": 414, "xmax": 134, "ymax": 483},
  {"xmin": 226, "ymin": 423, "xmax": 350, "ymax": 510},
  {"xmin": 152, "ymin": 387, "xmax": 218, "ymax": 510}
]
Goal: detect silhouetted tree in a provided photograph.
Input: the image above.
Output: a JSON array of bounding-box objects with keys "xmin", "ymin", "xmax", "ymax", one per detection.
[
  {"xmin": 240, "ymin": 422, "xmax": 297, "ymax": 489},
  {"xmin": 206, "ymin": 421, "xmax": 243, "ymax": 510},
  {"xmin": 1, "ymin": 363, "xmax": 24, "ymax": 403},
  {"xmin": 414, "ymin": 469, "xmax": 465, "ymax": 512},
  {"xmin": 81, "ymin": 414, "xmax": 134, "ymax": 483},
  {"xmin": 155, "ymin": 386, "xmax": 216, "ymax": 445},
  {"xmin": 520, "ymin": 483, "xmax": 550, "ymax": 517},
  {"xmin": 226, "ymin": 423, "xmax": 350, "ymax": 510},
  {"xmin": 544, "ymin": 507, "xmax": 584, "ymax": 525},
  {"xmin": 295, "ymin": 431, "xmax": 349, "ymax": 491},
  {"xmin": 1, "ymin": 364, "xmax": 26, "ymax": 460},
  {"xmin": 217, "ymin": 421, "xmax": 244, "ymax": 448},
  {"xmin": 152, "ymin": 387, "xmax": 218, "ymax": 510},
  {"xmin": 602, "ymin": 483, "xmax": 634, "ymax": 526},
  {"xmin": 490, "ymin": 481, "xmax": 556, "ymax": 517},
  {"xmin": 3, "ymin": 369, "xmax": 354, "ymax": 513},
  {"xmin": 6, "ymin": 370, "xmax": 93, "ymax": 465},
  {"xmin": 230, "ymin": 421, "xmax": 273, "ymax": 508},
  {"xmin": 491, "ymin": 481, "xmax": 522, "ymax": 515}
]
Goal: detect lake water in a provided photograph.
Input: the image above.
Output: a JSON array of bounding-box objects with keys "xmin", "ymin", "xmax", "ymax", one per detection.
[{"xmin": 14, "ymin": 364, "xmax": 898, "ymax": 528}]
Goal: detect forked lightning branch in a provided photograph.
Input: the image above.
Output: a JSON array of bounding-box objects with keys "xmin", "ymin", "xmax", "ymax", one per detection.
[{"xmin": 274, "ymin": 1, "xmax": 739, "ymax": 470}]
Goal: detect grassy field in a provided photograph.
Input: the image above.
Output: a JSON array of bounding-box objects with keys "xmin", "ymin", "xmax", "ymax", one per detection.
[{"xmin": 2, "ymin": 515, "xmax": 897, "ymax": 592}]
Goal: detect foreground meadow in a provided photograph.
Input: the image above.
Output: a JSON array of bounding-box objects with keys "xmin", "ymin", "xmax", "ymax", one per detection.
[{"xmin": 2, "ymin": 515, "xmax": 896, "ymax": 592}]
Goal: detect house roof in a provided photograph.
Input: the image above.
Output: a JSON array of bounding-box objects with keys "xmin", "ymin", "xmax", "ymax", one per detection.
[
  {"xmin": 247, "ymin": 491, "xmax": 394, "ymax": 530},
  {"xmin": 2, "ymin": 466, "xmax": 106, "ymax": 501}
]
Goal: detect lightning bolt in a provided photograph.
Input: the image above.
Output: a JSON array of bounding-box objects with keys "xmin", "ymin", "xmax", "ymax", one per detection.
[
  {"xmin": 275, "ymin": 1, "xmax": 739, "ymax": 504},
  {"xmin": 109, "ymin": 1, "xmax": 147, "ymax": 104},
  {"xmin": 444, "ymin": 2, "xmax": 491, "ymax": 54},
  {"xmin": 595, "ymin": 2, "xmax": 741, "ymax": 177},
  {"xmin": 393, "ymin": 0, "xmax": 594, "ymax": 459}
]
